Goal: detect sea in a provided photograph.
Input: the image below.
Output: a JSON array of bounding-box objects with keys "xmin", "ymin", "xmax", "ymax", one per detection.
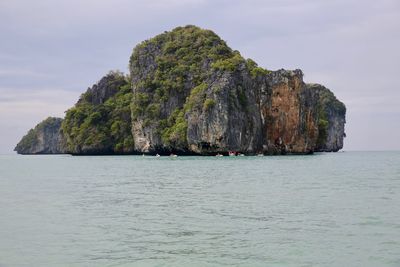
[{"xmin": 0, "ymin": 151, "xmax": 399, "ymax": 267}]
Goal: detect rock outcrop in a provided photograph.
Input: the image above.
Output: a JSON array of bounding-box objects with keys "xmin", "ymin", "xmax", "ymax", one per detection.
[
  {"xmin": 14, "ymin": 117, "xmax": 65, "ymax": 154},
  {"xmin": 16, "ymin": 25, "xmax": 346, "ymax": 155}
]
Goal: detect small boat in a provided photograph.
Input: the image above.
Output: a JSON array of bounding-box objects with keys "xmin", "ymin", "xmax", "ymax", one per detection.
[
  {"xmin": 155, "ymin": 154, "xmax": 160, "ymax": 158},
  {"xmin": 228, "ymin": 151, "xmax": 236, "ymax": 156},
  {"xmin": 215, "ymin": 153, "xmax": 223, "ymax": 157},
  {"xmin": 238, "ymin": 153, "xmax": 245, "ymax": 157},
  {"xmin": 170, "ymin": 153, "xmax": 178, "ymax": 158},
  {"xmin": 257, "ymin": 153, "xmax": 264, "ymax": 157}
]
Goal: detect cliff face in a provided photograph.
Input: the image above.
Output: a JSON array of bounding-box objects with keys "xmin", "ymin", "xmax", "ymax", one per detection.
[
  {"xmin": 14, "ymin": 117, "xmax": 65, "ymax": 154},
  {"xmin": 259, "ymin": 70, "xmax": 319, "ymax": 154},
  {"xmin": 16, "ymin": 25, "xmax": 346, "ymax": 155},
  {"xmin": 129, "ymin": 26, "xmax": 267, "ymax": 154},
  {"xmin": 129, "ymin": 26, "xmax": 257, "ymax": 154},
  {"xmin": 185, "ymin": 69, "xmax": 263, "ymax": 154}
]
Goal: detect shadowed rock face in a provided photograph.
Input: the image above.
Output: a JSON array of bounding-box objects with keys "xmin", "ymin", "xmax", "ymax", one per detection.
[
  {"xmin": 14, "ymin": 117, "xmax": 65, "ymax": 154},
  {"xmin": 185, "ymin": 68, "xmax": 263, "ymax": 155},
  {"xmin": 16, "ymin": 25, "xmax": 346, "ymax": 155},
  {"xmin": 307, "ymin": 83, "xmax": 346, "ymax": 152}
]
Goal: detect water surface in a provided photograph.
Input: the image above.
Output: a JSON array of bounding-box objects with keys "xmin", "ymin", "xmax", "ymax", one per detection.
[{"xmin": 0, "ymin": 152, "xmax": 399, "ymax": 266}]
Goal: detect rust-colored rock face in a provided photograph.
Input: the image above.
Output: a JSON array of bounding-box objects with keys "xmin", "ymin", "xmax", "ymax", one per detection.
[{"xmin": 261, "ymin": 70, "xmax": 319, "ymax": 154}]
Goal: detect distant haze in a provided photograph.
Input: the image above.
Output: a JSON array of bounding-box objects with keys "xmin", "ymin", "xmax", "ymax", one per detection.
[{"xmin": 1, "ymin": 0, "xmax": 399, "ymax": 153}]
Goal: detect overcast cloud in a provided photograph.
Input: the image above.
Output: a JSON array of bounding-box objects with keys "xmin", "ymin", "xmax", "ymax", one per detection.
[{"xmin": 1, "ymin": 0, "xmax": 399, "ymax": 153}]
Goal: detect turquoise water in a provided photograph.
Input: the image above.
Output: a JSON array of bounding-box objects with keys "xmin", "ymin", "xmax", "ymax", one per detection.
[{"xmin": 0, "ymin": 152, "xmax": 399, "ymax": 267}]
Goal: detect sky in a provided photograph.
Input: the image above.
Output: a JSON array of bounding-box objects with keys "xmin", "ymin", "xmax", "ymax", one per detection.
[{"xmin": 1, "ymin": 0, "xmax": 399, "ymax": 153}]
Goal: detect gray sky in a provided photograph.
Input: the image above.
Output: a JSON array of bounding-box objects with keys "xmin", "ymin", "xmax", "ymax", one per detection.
[{"xmin": 1, "ymin": 0, "xmax": 399, "ymax": 153}]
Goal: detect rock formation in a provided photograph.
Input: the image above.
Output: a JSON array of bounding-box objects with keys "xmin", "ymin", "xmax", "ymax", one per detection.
[
  {"xmin": 129, "ymin": 26, "xmax": 265, "ymax": 154},
  {"xmin": 14, "ymin": 117, "xmax": 65, "ymax": 154},
  {"xmin": 16, "ymin": 25, "xmax": 346, "ymax": 155}
]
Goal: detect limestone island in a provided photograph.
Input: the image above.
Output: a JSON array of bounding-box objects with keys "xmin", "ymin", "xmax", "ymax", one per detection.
[{"xmin": 15, "ymin": 25, "xmax": 346, "ymax": 156}]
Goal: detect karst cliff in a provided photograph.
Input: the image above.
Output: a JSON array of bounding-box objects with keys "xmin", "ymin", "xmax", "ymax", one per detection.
[{"xmin": 15, "ymin": 25, "xmax": 346, "ymax": 155}]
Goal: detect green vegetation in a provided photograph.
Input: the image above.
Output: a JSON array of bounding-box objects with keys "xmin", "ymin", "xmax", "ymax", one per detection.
[
  {"xmin": 61, "ymin": 71, "xmax": 134, "ymax": 154},
  {"xmin": 185, "ymin": 82, "xmax": 208, "ymax": 112},
  {"xmin": 211, "ymin": 51, "xmax": 244, "ymax": 72},
  {"xmin": 161, "ymin": 109, "xmax": 187, "ymax": 148},
  {"xmin": 130, "ymin": 25, "xmax": 234, "ymax": 99},
  {"xmin": 158, "ymin": 82, "xmax": 215, "ymax": 148},
  {"xmin": 246, "ymin": 59, "xmax": 271, "ymax": 78},
  {"xmin": 203, "ymin": 98, "xmax": 216, "ymax": 111}
]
